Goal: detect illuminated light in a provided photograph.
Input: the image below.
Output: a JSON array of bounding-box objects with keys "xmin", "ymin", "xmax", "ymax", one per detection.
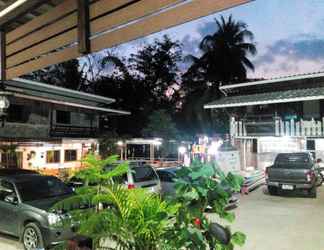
[
  {"xmin": 153, "ymin": 140, "xmax": 162, "ymax": 146},
  {"xmin": 178, "ymin": 146, "xmax": 186, "ymax": 154},
  {"xmin": 116, "ymin": 141, "xmax": 124, "ymax": 147},
  {"xmin": 207, "ymin": 140, "xmax": 223, "ymax": 155}
]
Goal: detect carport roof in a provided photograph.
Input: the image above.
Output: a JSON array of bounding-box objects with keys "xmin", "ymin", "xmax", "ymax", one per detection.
[{"xmin": 204, "ymin": 87, "xmax": 324, "ymax": 109}]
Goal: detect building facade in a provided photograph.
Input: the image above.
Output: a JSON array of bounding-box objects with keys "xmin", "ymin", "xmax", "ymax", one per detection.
[
  {"xmin": 204, "ymin": 72, "xmax": 324, "ymax": 170},
  {"xmin": 0, "ymin": 78, "xmax": 129, "ymax": 174}
]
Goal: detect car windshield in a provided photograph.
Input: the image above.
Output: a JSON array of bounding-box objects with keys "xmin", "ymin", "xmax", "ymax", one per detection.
[
  {"xmin": 132, "ymin": 165, "xmax": 158, "ymax": 183},
  {"xmin": 17, "ymin": 176, "xmax": 73, "ymax": 202}
]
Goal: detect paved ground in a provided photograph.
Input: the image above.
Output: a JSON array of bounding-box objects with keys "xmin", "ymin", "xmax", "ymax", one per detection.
[
  {"xmin": 1, "ymin": 186, "xmax": 324, "ymax": 250},
  {"xmin": 211, "ymin": 185, "xmax": 324, "ymax": 250}
]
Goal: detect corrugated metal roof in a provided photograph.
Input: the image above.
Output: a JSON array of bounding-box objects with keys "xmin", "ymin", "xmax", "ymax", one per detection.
[
  {"xmin": 204, "ymin": 87, "xmax": 324, "ymax": 109},
  {"xmin": 220, "ymin": 71, "xmax": 324, "ymax": 90}
]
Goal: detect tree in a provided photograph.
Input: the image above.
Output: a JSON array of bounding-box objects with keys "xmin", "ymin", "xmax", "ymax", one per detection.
[
  {"xmin": 24, "ymin": 59, "xmax": 86, "ymax": 90},
  {"xmin": 94, "ymin": 36, "xmax": 183, "ymax": 136},
  {"xmin": 129, "ymin": 35, "xmax": 182, "ymax": 111},
  {"xmin": 179, "ymin": 15, "xmax": 256, "ymax": 135},
  {"xmin": 142, "ymin": 110, "xmax": 178, "ymax": 158},
  {"xmin": 142, "ymin": 110, "xmax": 178, "ymax": 139},
  {"xmin": 185, "ymin": 15, "xmax": 256, "ymax": 88}
]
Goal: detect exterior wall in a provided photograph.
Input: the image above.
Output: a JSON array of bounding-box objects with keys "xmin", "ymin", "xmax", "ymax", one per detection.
[
  {"xmin": 234, "ymin": 137, "xmax": 307, "ymax": 171},
  {"xmin": 0, "ymin": 139, "xmax": 99, "ymax": 175},
  {"xmin": 52, "ymin": 109, "xmax": 99, "ymax": 128},
  {"xmin": 0, "ymin": 123, "xmax": 49, "ymax": 138},
  {"xmin": 1, "ymin": 97, "xmax": 101, "ymax": 139}
]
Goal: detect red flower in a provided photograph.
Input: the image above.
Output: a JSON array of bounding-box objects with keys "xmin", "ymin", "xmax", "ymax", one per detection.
[{"xmin": 194, "ymin": 218, "xmax": 201, "ymax": 227}]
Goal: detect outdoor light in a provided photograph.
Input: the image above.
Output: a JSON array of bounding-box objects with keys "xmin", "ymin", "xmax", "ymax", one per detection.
[
  {"xmin": 116, "ymin": 141, "xmax": 124, "ymax": 147},
  {"xmin": 153, "ymin": 140, "xmax": 162, "ymax": 146},
  {"xmin": 178, "ymin": 146, "xmax": 186, "ymax": 154}
]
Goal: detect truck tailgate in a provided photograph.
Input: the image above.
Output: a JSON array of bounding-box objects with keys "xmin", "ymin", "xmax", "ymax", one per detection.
[{"xmin": 268, "ymin": 168, "xmax": 309, "ymax": 183}]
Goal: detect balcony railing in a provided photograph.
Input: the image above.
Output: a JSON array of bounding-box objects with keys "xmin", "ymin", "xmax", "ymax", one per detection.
[
  {"xmin": 50, "ymin": 125, "xmax": 98, "ymax": 138},
  {"xmin": 230, "ymin": 116, "xmax": 324, "ymax": 137}
]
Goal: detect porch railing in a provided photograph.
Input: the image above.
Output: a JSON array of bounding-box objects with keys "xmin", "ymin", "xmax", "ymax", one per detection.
[{"xmin": 230, "ymin": 117, "xmax": 324, "ymax": 137}]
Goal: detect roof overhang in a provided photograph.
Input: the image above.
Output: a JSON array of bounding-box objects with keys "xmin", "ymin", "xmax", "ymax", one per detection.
[
  {"xmin": 2, "ymin": 78, "xmax": 130, "ymax": 115},
  {"xmin": 220, "ymin": 72, "xmax": 324, "ymax": 91},
  {"xmin": 0, "ymin": 0, "xmax": 253, "ymax": 80},
  {"xmin": 204, "ymin": 87, "xmax": 324, "ymax": 109}
]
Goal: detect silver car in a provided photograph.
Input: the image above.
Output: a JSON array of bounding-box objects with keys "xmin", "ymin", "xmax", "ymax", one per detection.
[{"xmin": 108, "ymin": 161, "xmax": 162, "ymax": 194}]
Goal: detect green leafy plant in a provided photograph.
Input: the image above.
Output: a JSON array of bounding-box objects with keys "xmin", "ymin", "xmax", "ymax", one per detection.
[
  {"xmin": 54, "ymin": 154, "xmax": 176, "ymax": 250},
  {"xmin": 163, "ymin": 160, "xmax": 246, "ymax": 250},
  {"xmin": 54, "ymin": 155, "xmax": 246, "ymax": 250}
]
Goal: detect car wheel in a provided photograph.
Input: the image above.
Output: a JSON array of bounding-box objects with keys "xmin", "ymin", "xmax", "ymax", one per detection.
[
  {"xmin": 316, "ymin": 173, "xmax": 324, "ymax": 187},
  {"xmin": 308, "ymin": 186, "xmax": 317, "ymax": 198},
  {"xmin": 22, "ymin": 223, "xmax": 45, "ymax": 250},
  {"xmin": 268, "ymin": 186, "xmax": 278, "ymax": 195}
]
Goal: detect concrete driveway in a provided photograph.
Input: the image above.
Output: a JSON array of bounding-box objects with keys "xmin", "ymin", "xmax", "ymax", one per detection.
[
  {"xmin": 1, "ymin": 186, "xmax": 324, "ymax": 250},
  {"xmin": 211, "ymin": 185, "xmax": 324, "ymax": 250}
]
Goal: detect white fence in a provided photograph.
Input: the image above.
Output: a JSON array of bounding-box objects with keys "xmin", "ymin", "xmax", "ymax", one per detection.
[{"xmin": 230, "ymin": 117, "xmax": 324, "ymax": 137}]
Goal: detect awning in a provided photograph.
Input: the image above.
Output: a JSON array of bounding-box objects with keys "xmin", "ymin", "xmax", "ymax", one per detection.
[{"xmin": 204, "ymin": 87, "xmax": 324, "ymax": 109}]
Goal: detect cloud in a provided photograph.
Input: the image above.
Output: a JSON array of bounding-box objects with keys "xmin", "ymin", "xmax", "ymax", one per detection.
[{"xmin": 252, "ymin": 36, "xmax": 324, "ymax": 78}]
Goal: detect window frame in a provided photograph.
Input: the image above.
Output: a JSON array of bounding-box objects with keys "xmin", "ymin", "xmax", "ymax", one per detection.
[
  {"xmin": 64, "ymin": 150, "xmax": 77, "ymax": 162},
  {"xmin": 56, "ymin": 110, "xmax": 71, "ymax": 124},
  {"xmin": 46, "ymin": 150, "xmax": 60, "ymax": 164}
]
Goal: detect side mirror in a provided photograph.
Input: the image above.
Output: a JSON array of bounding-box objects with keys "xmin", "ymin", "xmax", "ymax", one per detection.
[
  {"xmin": 4, "ymin": 194, "xmax": 18, "ymax": 205},
  {"xmin": 208, "ymin": 223, "xmax": 231, "ymax": 245}
]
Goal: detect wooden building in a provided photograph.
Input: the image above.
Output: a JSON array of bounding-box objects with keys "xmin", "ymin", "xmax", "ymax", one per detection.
[
  {"xmin": 205, "ymin": 72, "xmax": 324, "ymax": 170},
  {"xmin": 0, "ymin": 77, "xmax": 129, "ymax": 173}
]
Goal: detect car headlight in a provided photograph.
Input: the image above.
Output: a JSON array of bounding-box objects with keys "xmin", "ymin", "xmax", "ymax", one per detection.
[{"xmin": 47, "ymin": 213, "xmax": 62, "ymax": 226}]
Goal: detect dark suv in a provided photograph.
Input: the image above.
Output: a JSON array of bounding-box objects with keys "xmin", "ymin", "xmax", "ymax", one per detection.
[{"xmin": 0, "ymin": 174, "xmax": 75, "ymax": 249}]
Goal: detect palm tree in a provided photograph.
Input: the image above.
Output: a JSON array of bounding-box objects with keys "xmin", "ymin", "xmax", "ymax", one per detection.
[
  {"xmin": 186, "ymin": 15, "xmax": 257, "ymax": 87},
  {"xmin": 180, "ymin": 15, "xmax": 256, "ymax": 135}
]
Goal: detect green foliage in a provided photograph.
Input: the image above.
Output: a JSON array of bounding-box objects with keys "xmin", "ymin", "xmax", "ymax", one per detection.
[
  {"xmin": 142, "ymin": 109, "xmax": 178, "ymax": 139},
  {"xmin": 163, "ymin": 160, "xmax": 245, "ymax": 250},
  {"xmin": 54, "ymin": 154, "xmax": 177, "ymax": 250},
  {"xmin": 54, "ymin": 155, "xmax": 246, "ymax": 250}
]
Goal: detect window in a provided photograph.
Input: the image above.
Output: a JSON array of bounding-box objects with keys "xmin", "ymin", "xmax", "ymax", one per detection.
[
  {"xmin": 56, "ymin": 110, "xmax": 71, "ymax": 124},
  {"xmin": 46, "ymin": 150, "xmax": 60, "ymax": 163},
  {"xmin": 0, "ymin": 180, "xmax": 16, "ymax": 203},
  {"xmin": 132, "ymin": 165, "xmax": 158, "ymax": 183},
  {"xmin": 64, "ymin": 150, "xmax": 77, "ymax": 162},
  {"xmin": 6, "ymin": 104, "xmax": 29, "ymax": 123}
]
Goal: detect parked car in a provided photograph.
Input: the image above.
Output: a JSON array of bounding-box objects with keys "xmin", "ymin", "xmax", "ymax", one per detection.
[
  {"xmin": 156, "ymin": 167, "xmax": 239, "ymax": 208},
  {"xmin": 266, "ymin": 152, "xmax": 318, "ymax": 198},
  {"xmin": 0, "ymin": 173, "xmax": 75, "ymax": 249},
  {"xmin": 68, "ymin": 160, "xmax": 161, "ymax": 194},
  {"xmin": 0, "ymin": 168, "xmax": 39, "ymax": 176},
  {"xmin": 156, "ymin": 167, "xmax": 181, "ymax": 195}
]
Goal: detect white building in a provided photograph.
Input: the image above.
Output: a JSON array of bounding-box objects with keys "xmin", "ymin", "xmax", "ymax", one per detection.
[{"xmin": 0, "ymin": 78, "xmax": 129, "ymax": 174}]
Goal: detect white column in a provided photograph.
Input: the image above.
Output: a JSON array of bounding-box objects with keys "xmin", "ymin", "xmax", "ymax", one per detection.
[
  {"xmin": 275, "ymin": 118, "xmax": 280, "ymax": 136},
  {"xmin": 301, "ymin": 119, "xmax": 305, "ymax": 136},
  {"xmin": 285, "ymin": 121, "xmax": 290, "ymax": 136},
  {"xmin": 290, "ymin": 119, "xmax": 295, "ymax": 137},
  {"xmin": 296, "ymin": 122, "xmax": 300, "ymax": 137}
]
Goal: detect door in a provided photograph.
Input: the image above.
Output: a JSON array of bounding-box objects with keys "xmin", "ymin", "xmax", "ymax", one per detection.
[{"xmin": 0, "ymin": 180, "xmax": 20, "ymax": 235}]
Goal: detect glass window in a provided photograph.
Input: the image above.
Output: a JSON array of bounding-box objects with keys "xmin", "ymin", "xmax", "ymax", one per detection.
[
  {"xmin": 6, "ymin": 104, "xmax": 29, "ymax": 123},
  {"xmin": 56, "ymin": 110, "xmax": 71, "ymax": 124},
  {"xmin": 132, "ymin": 165, "xmax": 157, "ymax": 183},
  {"xmin": 0, "ymin": 180, "xmax": 16, "ymax": 202},
  {"xmin": 65, "ymin": 150, "xmax": 77, "ymax": 162},
  {"xmin": 46, "ymin": 150, "xmax": 60, "ymax": 163},
  {"xmin": 16, "ymin": 176, "xmax": 72, "ymax": 202}
]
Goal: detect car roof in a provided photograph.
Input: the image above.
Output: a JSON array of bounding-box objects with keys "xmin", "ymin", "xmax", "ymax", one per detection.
[
  {"xmin": 0, "ymin": 168, "xmax": 39, "ymax": 176},
  {"xmin": 156, "ymin": 167, "xmax": 181, "ymax": 173},
  {"xmin": 0, "ymin": 174, "xmax": 56, "ymax": 183}
]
